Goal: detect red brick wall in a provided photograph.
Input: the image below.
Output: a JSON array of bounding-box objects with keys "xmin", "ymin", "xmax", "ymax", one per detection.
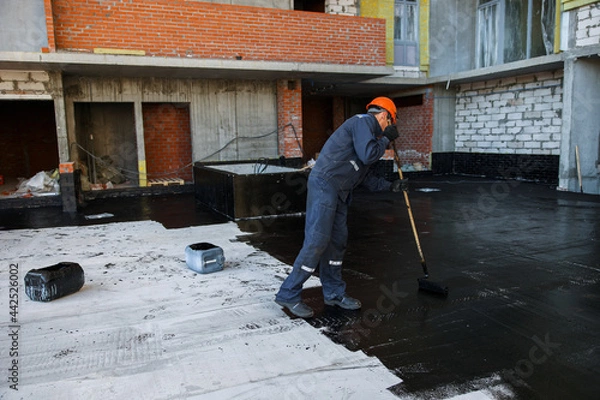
[
  {"xmin": 142, "ymin": 104, "xmax": 192, "ymax": 181},
  {"xmin": 43, "ymin": 0, "xmax": 56, "ymax": 52},
  {"xmin": 396, "ymin": 92, "xmax": 434, "ymax": 168},
  {"xmin": 277, "ymin": 79, "xmax": 303, "ymax": 159},
  {"xmin": 48, "ymin": 0, "xmax": 386, "ymax": 66}
]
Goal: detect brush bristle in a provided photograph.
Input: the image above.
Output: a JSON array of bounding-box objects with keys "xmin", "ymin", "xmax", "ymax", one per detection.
[{"xmin": 417, "ymin": 278, "xmax": 449, "ymax": 296}]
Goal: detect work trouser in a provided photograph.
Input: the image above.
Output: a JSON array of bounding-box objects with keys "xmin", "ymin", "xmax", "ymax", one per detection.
[{"xmin": 275, "ymin": 175, "xmax": 348, "ymax": 304}]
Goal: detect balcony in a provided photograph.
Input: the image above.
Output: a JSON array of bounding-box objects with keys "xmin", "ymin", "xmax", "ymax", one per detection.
[{"xmin": 0, "ymin": 0, "xmax": 393, "ymax": 84}]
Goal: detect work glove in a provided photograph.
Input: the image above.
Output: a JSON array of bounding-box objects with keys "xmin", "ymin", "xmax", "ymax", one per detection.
[
  {"xmin": 390, "ymin": 178, "xmax": 409, "ymax": 192},
  {"xmin": 382, "ymin": 125, "xmax": 399, "ymax": 142}
]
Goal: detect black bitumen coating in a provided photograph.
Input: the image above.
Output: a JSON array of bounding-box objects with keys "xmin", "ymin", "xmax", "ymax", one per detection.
[
  {"xmin": 241, "ymin": 176, "xmax": 600, "ymax": 400},
  {"xmin": 0, "ymin": 194, "xmax": 227, "ymax": 230},
  {"xmin": 2, "ymin": 176, "xmax": 599, "ymax": 399}
]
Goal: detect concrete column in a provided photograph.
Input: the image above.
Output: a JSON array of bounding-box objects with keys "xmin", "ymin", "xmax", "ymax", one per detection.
[
  {"xmin": 48, "ymin": 72, "xmax": 78, "ymax": 212},
  {"xmin": 559, "ymin": 56, "xmax": 576, "ymax": 191},
  {"xmin": 432, "ymin": 85, "xmax": 456, "ymax": 153},
  {"xmin": 562, "ymin": 57, "xmax": 600, "ymax": 194},
  {"xmin": 134, "ymin": 101, "xmax": 148, "ymax": 187},
  {"xmin": 49, "ymin": 72, "xmax": 69, "ymax": 163}
]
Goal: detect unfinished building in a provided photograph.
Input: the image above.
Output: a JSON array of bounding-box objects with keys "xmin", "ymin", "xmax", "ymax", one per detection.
[{"xmin": 0, "ymin": 0, "xmax": 598, "ymax": 213}]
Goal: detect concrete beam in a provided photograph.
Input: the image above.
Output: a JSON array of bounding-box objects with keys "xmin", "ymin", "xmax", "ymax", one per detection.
[
  {"xmin": 0, "ymin": 51, "xmax": 394, "ymax": 83},
  {"xmin": 426, "ymin": 53, "xmax": 566, "ymax": 87}
]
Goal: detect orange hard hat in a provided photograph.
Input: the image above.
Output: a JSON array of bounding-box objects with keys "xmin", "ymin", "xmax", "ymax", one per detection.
[{"xmin": 366, "ymin": 97, "xmax": 397, "ymax": 124}]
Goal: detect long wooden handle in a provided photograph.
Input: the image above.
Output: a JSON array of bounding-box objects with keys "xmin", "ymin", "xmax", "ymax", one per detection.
[{"xmin": 392, "ymin": 144, "xmax": 428, "ymax": 276}]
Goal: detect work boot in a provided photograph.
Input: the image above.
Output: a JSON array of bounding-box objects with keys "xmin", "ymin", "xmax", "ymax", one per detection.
[
  {"xmin": 275, "ymin": 299, "xmax": 314, "ymax": 318},
  {"xmin": 324, "ymin": 294, "xmax": 361, "ymax": 310}
]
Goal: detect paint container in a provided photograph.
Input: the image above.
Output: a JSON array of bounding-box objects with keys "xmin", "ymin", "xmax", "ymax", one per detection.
[
  {"xmin": 24, "ymin": 262, "xmax": 85, "ymax": 302},
  {"xmin": 185, "ymin": 242, "xmax": 225, "ymax": 274}
]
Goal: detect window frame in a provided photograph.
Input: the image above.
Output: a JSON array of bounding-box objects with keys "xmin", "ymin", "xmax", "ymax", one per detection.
[
  {"xmin": 476, "ymin": 0, "xmax": 556, "ymax": 68},
  {"xmin": 476, "ymin": 0, "xmax": 504, "ymax": 68},
  {"xmin": 393, "ymin": 0, "xmax": 420, "ymax": 67}
]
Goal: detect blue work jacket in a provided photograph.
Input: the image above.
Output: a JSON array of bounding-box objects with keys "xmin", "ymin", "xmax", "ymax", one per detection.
[{"xmin": 310, "ymin": 113, "xmax": 392, "ymax": 201}]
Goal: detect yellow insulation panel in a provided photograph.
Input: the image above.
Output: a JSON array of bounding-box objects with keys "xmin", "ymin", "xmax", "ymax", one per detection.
[
  {"xmin": 419, "ymin": 0, "xmax": 430, "ymax": 73},
  {"xmin": 138, "ymin": 160, "xmax": 147, "ymax": 187},
  {"xmin": 361, "ymin": 0, "xmax": 395, "ymax": 65},
  {"xmin": 562, "ymin": 0, "xmax": 599, "ymax": 11}
]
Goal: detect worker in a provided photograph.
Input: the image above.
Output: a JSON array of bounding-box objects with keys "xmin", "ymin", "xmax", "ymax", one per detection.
[{"xmin": 275, "ymin": 96, "xmax": 407, "ymax": 318}]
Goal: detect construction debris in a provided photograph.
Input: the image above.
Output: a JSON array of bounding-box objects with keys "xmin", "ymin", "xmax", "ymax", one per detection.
[
  {"xmin": 96, "ymin": 155, "xmax": 126, "ymax": 185},
  {"xmin": 84, "ymin": 212, "xmax": 115, "ymax": 220},
  {"xmin": 14, "ymin": 169, "xmax": 60, "ymax": 197},
  {"xmin": 148, "ymin": 178, "xmax": 184, "ymax": 186}
]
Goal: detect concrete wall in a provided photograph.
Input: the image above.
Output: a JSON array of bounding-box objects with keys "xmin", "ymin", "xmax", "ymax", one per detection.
[
  {"xmin": 64, "ymin": 77, "xmax": 279, "ymax": 167},
  {"xmin": 455, "ymin": 71, "xmax": 563, "ymax": 155},
  {"xmin": 560, "ymin": 57, "xmax": 600, "ymax": 193},
  {"xmin": 432, "ymin": 85, "xmax": 457, "ymax": 153},
  {"xmin": 429, "ymin": 0, "xmax": 478, "ymax": 76},
  {"xmin": 74, "ymin": 103, "xmax": 138, "ymax": 185},
  {"xmin": 0, "ymin": 0, "xmax": 48, "ymax": 52},
  {"xmin": 572, "ymin": 58, "xmax": 600, "ymax": 194}
]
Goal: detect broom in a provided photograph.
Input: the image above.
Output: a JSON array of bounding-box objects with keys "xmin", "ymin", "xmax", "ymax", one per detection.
[{"xmin": 392, "ymin": 142, "xmax": 448, "ymax": 296}]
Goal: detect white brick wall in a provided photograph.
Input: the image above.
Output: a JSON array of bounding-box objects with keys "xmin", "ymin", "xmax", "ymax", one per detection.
[
  {"xmin": 393, "ymin": 66, "xmax": 426, "ymax": 78},
  {"xmin": 576, "ymin": 3, "xmax": 600, "ymax": 47},
  {"xmin": 325, "ymin": 0, "xmax": 358, "ymax": 16},
  {"xmin": 455, "ymin": 71, "xmax": 564, "ymax": 155},
  {"xmin": 0, "ymin": 70, "xmax": 50, "ymax": 96}
]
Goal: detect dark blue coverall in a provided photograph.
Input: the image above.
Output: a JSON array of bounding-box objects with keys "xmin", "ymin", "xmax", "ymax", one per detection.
[{"xmin": 275, "ymin": 113, "xmax": 392, "ymax": 304}]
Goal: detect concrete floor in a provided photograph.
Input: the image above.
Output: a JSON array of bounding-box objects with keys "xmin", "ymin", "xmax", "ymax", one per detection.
[{"xmin": 1, "ymin": 176, "xmax": 599, "ymax": 399}]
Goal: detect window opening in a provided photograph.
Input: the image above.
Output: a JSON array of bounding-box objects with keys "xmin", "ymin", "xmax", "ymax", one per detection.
[
  {"xmin": 396, "ymin": 94, "xmax": 423, "ymax": 108},
  {"xmin": 478, "ymin": 0, "xmax": 556, "ymax": 67},
  {"xmin": 477, "ymin": 0, "xmax": 501, "ymax": 67},
  {"xmin": 394, "ymin": 0, "xmax": 419, "ymax": 67}
]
